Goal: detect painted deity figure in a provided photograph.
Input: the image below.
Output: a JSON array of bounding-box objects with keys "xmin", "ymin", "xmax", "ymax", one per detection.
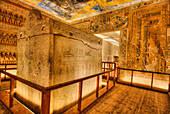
[
  {"xmin": 5, "ymin": 52, "xmax": 9, "ymax": 63},
  {"xmin": 13, "ymin": 53, "xmax": 16, "ymax": 61},
  {"xmin": 9, "ymin": 52, "xmax": 13, "ymax": 61},
  {"xmin": 5, "ymin": 33, "xmax": 9, "ymax": 44},
  {"xmin": 0, "ymin": 31, "xmax": 2, "ymax": 43},
  {"xmin": 19, "ymin": 15, "xmax": 23, "ymax": 26},
  {"xmin": 1, "ymin": 32, "xmax": 5, "ymax": 43},
  {"xmin": 2, "ymin": 10, "xmax": 7, "ymax": 22},
  {"xmin": 9, "ymin": 34, "xmax": 13, "ymax": 44},
  {"xmin": 14, "ymin": 35, "xmax": 17, "ymax": 45},
  {"xmin": 0, "ymin": 8, "xmax": 2, "ymax": 21},
  {"xmin": 8, "ymin": 12, "xmax": 13, "ymax": 23},
  {"xmin": 0, "ymin": 52, "xmax": 4, "ymax": 64},
  {"xmin": 14, "ymin": 14, "xmax": 18, "ymax": 25}
]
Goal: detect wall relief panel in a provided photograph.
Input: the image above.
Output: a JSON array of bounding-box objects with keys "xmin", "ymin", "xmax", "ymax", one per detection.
[
  {"xmin": 0, "ymin": 51, "xmax": 17, "ymax": 64},
  {"xmin": 0, "ymin": 8, "xmax": 26, "ymax": 27},
  {"xmin": 0, "ymin": 29, "xmax": 17, "ymax": 45},
  {"xmin": 125, "ymin": 2, "xmax": 169, "ymax": 73}
]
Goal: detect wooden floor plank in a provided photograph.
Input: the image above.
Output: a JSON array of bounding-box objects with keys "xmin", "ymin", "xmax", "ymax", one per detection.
[
  {"xmin": 0, "ymin": 91, "xmax": 34, "ymax": 114},
  {"xmin": 83, "ymin": 84, "xmax": 170, "ymax": 114}
]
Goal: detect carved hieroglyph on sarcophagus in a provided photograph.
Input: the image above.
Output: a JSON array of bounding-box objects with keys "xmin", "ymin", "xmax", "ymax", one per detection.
[
  {"xmin": 0, "ymin": 51, "xmax": 17, "ymax": 64},
  {"xmin": 0, "ymin": 8, "xmax": 26, "ymax": 27},
  {"xmin": 0, "ymin": 29, "xmax": 17, "ymax": 45},
  {"xmin": 125, "ymin": 3, "xmax": 169, "ymax": 73}
]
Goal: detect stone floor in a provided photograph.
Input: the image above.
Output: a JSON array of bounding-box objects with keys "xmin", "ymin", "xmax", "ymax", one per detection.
[
  {"xmin": 83, "ymin": 83, "xmax": 170, "ymax": 114},
  {"xmin": 0, "ymin": 101, "xmax": 12, "ymax": 114}
]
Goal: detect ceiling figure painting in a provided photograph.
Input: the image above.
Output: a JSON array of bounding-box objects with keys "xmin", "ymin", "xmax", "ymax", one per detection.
[{"xmin": 21, "ymin": 0, "xmax": 148, "ymax": 22}]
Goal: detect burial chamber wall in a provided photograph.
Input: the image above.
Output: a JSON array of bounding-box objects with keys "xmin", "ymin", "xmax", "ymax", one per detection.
[
  {"xmin": 72, "ymin": 0, "xmax": 169, "ymax": 90},
  {"xmin": 118, "ymin": 1, "xmax": 170, "ymax": 90},
  {"xmin": 72, "ymin": 0, "xmax": 169, "ymax": 73},
  {"xmin": 0, "ymin": 0, "xmax": 29, "ymax": 64}
]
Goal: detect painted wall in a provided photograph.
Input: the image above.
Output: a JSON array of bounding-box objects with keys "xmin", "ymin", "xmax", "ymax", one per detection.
[
  {"xmin": 72, "ymin": 0, "xmax": 169, "ymax": 73},
  {"xmin": 120, "ymin": 2, "xmax": 169, "ymax": 72},
  {"xmin": 71, "ymin": 0, "xmax": 169, "ymax": 90},
  {"xmin": 0, "ymin": 0, "xmax": 29, "ymax": 64},
  {"xmin": 167, "ymin": 27, "xmax": 170, "ymax": 73},
  {"xmin": 71, "ymin": 0, "xmax": 169, "ymax": 34},
  {"xmin": 118, "ymin": 1, "xmax": 169, "ymax": 90}
]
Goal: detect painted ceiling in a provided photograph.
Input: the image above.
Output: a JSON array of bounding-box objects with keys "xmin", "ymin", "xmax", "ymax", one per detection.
[{"xmin": 21, "ymin": 0, "xmax": 148, "ymax": 22}]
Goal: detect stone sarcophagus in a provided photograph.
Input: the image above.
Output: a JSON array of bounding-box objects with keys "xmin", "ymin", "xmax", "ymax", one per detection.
[{"xmin": 17, "ymin": 9, "xmax": 102, "ymax": 113}]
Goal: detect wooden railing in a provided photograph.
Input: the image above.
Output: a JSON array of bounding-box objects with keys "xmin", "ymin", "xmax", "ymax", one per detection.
[
  {"xmin": 0, "ymin": 63, "xmax": 116, "ymax": 114},
  {"xmin": 0, "ymin": 64, "xmax": 17, "ymax": 80},
  {"xmin": 117, "ymin": 67, "xmax": 170, "ymax": 92},
  {"xmin": 102, "ymin": 62, "xmax": 115, "ymax": 71}
]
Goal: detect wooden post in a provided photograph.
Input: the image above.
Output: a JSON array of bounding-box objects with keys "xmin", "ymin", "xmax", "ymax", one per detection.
[
  {"xmin": 0, "ymin": 73, "xmax": 1, "ymax": 87},
  {"xmin": 9, "ymin": 77, "xmax": 14, "ymax": 108},
  {"xmin": 104, "ymin": 63, "xmax": 105, "ymax": 72},
  {"xmin": 106, "ymin": 72, "xmax": 109, "ymax": 90},
  {"xmin": 113, "ymin": 63, "xmax": 116, "ymax": 86},
  {"xmin": 110, "ymin": 63, "xmax": 113, "ymax": 70},
  {"xmin": 131, "ymin": 70, "xmax": 133, "ymax": 85},
  {"xmin": 168, "ymin": 75, "xmax": 170, "ymax": 93},
  {"xmin": 151, "ymin": 73, "xmax": 154, "ymax": 89},
  {"xmin": 4, "ymin": 65, "xmax": 6, "ymax": 80},
  {"xmin": 96, "ymin": 75, "xmax": 99, "ymax": 98},
  {"xmin": 117, "ymin": 68, "xmax": 120, "ymax": 82},
  {"xmin": 0, "ymin": 72, "xmax": 1, "ymax": 98},
  {"xmin": 41, "ymin": 91, "xmax": 51, "ymax": 114},
  {"xmin": 78, "ymin": 81, "xmax": 83, "ymax": 112}
]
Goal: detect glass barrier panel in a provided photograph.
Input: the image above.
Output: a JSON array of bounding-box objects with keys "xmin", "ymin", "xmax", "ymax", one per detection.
[
  {"xmin": 153, "ymin": 74, "xmax": 169, "ymax": 90},
  {"xmin": 133, "ymin": 72, "xmax": 152, "ymax": 86},
  {"xmin": 52, "ymin": 83, "xmax": 79, "ymax": 113},
  {"xmin": 119, "ymin": 70, "xmax": 132, "ymax": 83}
]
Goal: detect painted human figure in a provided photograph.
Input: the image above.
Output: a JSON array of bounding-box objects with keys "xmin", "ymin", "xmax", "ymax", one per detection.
[
  {"xmin": 8, "ymin": 12, "xmax": 13, "ymax": 23},
  {"xmin": 0, "ymin": 8, "xmax": 2, "ymax": 21},
  {"xmin": 0, "ymin": 52, "xmax": 4, "ymax": 64},
  {"xmin": 0, "ymin": 31, "xmax": 2, "ymax": 43},
  {"xmin": 5, "ymin": 52, "xmax": 9, "ymax": 63},
  {"xmin": 13, "ymin": 53, "xmax": 16, "ymax": 61},
  {"xmin": 2, "ymin": 10, "xmax": 7, "ymax": 22},
  {"xmin": 19, "ymin": 15, "xmax": 23, "ymax": 26},
  {"xmin": 5, "ymin": 33, "xmax": 9, "ymax": 44},
  {"xmin": 14, "ymin": 35, "xmax": 17, "ymax": 45},
  {"xmin": 9, "ymin": 34, "xmax": 13, "ymax": 44},
  {"xmin": 14, "ymin": 14, "xmax": 18, "ymax": 25},
  {"xmin": 9, "ymin": 52, "xmax": 12, "ymax": 61},
  {"xmin": 1, "ymin": 32, "xmax": 5, "ymax": 43}
]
